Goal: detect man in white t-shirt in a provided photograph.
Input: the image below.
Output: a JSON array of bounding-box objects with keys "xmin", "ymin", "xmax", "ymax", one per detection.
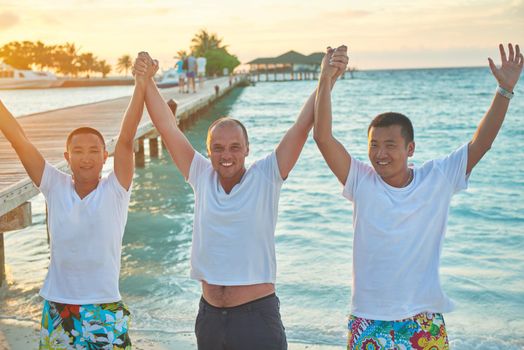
[
  {"xmin": 314, "ymin": 44, "xmax": 522, "ymax": 349},
  {"xmin": 133, "ymin": 49, "xmax": 347, "ymax": 350},
  {"xmin": 197, "ymin": 56, "xmax": 207, "ymax": 88},
  {"xmin": 0, "ymin": 53, "xmax": 158, "ymax": 348}
]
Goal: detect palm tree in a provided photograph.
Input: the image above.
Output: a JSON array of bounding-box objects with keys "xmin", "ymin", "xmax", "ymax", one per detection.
[
  {"xmin": 175, "ymin": 50, "xmax": 188, "ymax": 60},
  {"xmin": 116, "ymin": 54, "xmax": 132, "ymax": 76},
  {"xmin": 97, "ymin": 60, "xmax": 112, "ymax": 78},
  {"xmin": 52, "ymin": 42, "xmax": 79, "ymax": 76},
  {"xmin": 77, "ymin": 52, "xmax": 97, "ymax": 77},
  {"xmin": 0, "ymin": 41, "xmax": 35, "ymax": 69},
  {"xmin": 33, "ymin": 41, "xmax": 54, "ymax": 71},
  {"xmin": 190, "ymin": 29, "xmax": 224, "ymax": 56}
]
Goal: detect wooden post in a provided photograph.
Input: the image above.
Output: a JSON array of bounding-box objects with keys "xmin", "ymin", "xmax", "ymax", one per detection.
[
  {"xmin": 0, "ymin": 202, "xmax": 32, "ymax": 286},
  {"xmin": 135, "ymin": 138, "xmax": 145, "ymax": 168},
  {"xmin": 149, "ymin": 138, "xmax": 159, "ymax": 158},
  {"xmin": 167, "ymin": 99, "xmax": 178, "ymax": 117}
]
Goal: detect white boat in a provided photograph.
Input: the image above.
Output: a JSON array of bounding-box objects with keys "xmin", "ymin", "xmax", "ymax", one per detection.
[
  {"xmin": 0, "ymin": 63, "xmax": 63, "ymax": 89},
  {"xmin": 156, "ymin": 68, "xmax": 180, "ymax": 89}
]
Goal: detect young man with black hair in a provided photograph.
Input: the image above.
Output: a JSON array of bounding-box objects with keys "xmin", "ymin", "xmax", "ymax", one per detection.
[
  {"xmin": 0, "ymin": 52, "xmax": 158, "ymax": 348},
  {"xmin": 314, "ymin": 44, "xmax": 522, "ymax": 349}
]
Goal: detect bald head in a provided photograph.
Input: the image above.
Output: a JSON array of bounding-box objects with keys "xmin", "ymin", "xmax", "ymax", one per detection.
[{"xmin": 206, "ymin": 117, "xmax": 249, "ymax": 153}]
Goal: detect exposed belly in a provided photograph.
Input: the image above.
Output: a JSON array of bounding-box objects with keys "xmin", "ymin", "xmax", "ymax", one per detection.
[{"xmin": 202, "ymin": 281, "xmax": 275, "ymax": 307}]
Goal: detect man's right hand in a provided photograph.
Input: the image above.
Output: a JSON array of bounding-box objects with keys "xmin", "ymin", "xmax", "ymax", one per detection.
[
  {"xmin": 133, "ymin": 52, "xmax": 159, "ymax": 82},
  {"xmin": 320, "ymin": 45, "xmax": 348, "ymax": 82}
]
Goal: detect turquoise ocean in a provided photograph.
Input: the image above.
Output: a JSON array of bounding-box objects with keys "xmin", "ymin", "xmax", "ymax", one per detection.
[{"xmin": 1, "ymin": 67, "xmax": 523, "ymax": 349}]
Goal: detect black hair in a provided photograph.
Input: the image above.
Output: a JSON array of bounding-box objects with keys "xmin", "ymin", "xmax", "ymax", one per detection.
[
  {"xmin": 368, "ymin": 112, "xmax": 414, "ymax": 143},
  {"xmin": 66, "ymin": 127, "xmax": 106, "ymax": 150}
]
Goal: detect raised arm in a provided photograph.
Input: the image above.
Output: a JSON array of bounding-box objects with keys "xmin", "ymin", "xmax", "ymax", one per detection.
[
  {"xmin": 467, "ymin": 43, "xmax": 523, "ymax": 175},
  {"xmin": 134, "ymin": 53, "xmax": 195, "ymax": 179},
  {"xmin": 275, "ymin": 45, "xmax": 348, "ymax": 179},
  {"xmin": 313, "ymin": 46, "xmax": 352, "ymax": 185},
  {"xmin": 113, "ymin": 53, "xmax": 155, "ymax": 190},
  {"xmin": 0, "ymin": 101, "xmax": 45, "ymax": 186}
]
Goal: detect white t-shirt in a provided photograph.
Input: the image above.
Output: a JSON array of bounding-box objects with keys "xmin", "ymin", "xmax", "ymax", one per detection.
[
  {"xmin": 343, "ymin": 144, "xmax": 469, "ymax": 320},
  {"xmin": 196, "ymin": 57, "xmax": 207, "ymax": 74},
  {"xmin": 38, "ymin": 162, "xmax": 131, "ymax": 304},
  {"xmin": 187, "ymin": 151, "xmax": 284, "ymax": 285}
]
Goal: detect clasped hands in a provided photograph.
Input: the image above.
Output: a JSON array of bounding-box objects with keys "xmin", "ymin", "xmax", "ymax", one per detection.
[{"xmin": 133, "ymin": 52, "xmax": 159, "ymax": 80}]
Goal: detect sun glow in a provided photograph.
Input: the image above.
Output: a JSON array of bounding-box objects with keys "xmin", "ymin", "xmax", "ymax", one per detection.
[{"xmin": 0, "ymin": 0, "xmax": 522, "ymax": 70}]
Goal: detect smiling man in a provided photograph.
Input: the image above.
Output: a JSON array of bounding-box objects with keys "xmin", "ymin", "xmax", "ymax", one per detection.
[
  {"xmin": 313, "ymin": 44, "xmax": 522, "ymax": 349},
  {"xmin": 133, "ymin": 49, "xmax": 347, "ymax": 350},
  {"xmin": 0, "ymin": 53, "xmax": 157, "ymax": 348}
]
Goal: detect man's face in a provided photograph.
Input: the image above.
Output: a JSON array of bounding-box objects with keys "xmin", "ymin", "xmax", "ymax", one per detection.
[
  {"xmin": 368, "ymin": 125, "xmax": 414, "ymax": 183},
  {"xmin": 64, "ymin": 133, "xmax": 108, "ymax": 183},
  {"xmin": 208, "ymin": 123, "xmax": 249, "ymax": 183}
]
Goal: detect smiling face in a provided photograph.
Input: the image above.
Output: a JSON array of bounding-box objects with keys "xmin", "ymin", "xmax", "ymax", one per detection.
[
  {"xmin": 64, "ymin": 133, "xmax": 108, "ymax": 184},
  {"xmin": 207, "ymin": 121, "xmax": 249, "ymax": 190},
  {"xmin": 368, "ymin": 125, "xmax": 415, "ymax": 186}
]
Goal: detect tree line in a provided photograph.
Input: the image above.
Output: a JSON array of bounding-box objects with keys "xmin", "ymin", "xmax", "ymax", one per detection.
[
  {"xmin": 0, "ymin": 41, "xmax": 123, "ymax": 78},
  {"xmin": 0, "ymin": 30, "xmax": 240, "ymax": 78}
]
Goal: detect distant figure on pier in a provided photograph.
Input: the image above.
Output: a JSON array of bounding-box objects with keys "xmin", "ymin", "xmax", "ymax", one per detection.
[
  {"xmin": 175, "ymin": 56, "xmax": 186, "ymax": 94},
  {"xmin": 133, "ymin": 48, "xmax": 348, "ymax": 350},
  {"xmin": 187, "ymin": 54, "xmax": 197, "ymax": 93},
  {"xmin": 0, "ymin": 52, "xmax": 158, "ymax": 349},
  {"xmin": 314, "ymin": 44, "xmax": 523, "ymax": 349},
  {"xmin": 197, "ymin": 56, "xmax": 207, "ymax": 88}
]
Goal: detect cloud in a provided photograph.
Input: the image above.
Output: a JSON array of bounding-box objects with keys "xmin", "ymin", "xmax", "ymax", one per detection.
[
  {"xmin": 154, "ymin": 7, "xmax": 173, "ymax": 15},
  {"xmin": 0, "ymin": 11, "xmax": 19, "ymax": 30},
  {"xmin": 40, "ymin": 14, "xmax": 61, "ymax": 25},
  {"xmin": 323, "ymin": 9, "xmax": 373, "ymax": 19}
]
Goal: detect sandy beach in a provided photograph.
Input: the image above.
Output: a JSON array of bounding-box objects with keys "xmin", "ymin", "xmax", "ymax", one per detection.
[{"xmin": 0, "ymin": 318, "xmax": 344, "ymax": 350}]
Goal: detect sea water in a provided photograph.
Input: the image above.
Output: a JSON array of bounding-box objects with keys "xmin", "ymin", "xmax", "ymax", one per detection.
[{"xmin": 1, "ymin": 68, "xmax": 523, "ymax": 349}]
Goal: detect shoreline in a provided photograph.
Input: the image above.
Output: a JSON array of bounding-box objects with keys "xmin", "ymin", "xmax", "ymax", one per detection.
[{"xmin": 0, "ymin": 318, "xmax": 344, "ymax": 350}]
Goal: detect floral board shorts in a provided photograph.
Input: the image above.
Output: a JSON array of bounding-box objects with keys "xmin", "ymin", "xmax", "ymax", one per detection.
[
  {"xmin": 347, "ymin": 312, "xmax": 449, "ymax": 350},
  {"xmin": 39, "ymin": 299, "xmax": 132, "ymax": 349}
]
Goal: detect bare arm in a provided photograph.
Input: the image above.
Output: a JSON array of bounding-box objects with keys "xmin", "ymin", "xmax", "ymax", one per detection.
[
  {"xmin": 0, "ymin": 101, "xmax": 45, "ymax": 186},
  {"xmin": 276, "ymin": 45, "xmax": 348, "ymax": 179},
  {"xmin": 467, "ymin": 43, "xmax": 523, "ymax": 174},
  {"xmin": 313, "ymin": 46, "xmax": 352, "ymax": 185},
  {"xmin": 134, "ymin": 53, "xmax": 195, "ymax": 179},
  {"xmin": 113, "ymin": 54, "xmax": 155, "ymax": 190}
]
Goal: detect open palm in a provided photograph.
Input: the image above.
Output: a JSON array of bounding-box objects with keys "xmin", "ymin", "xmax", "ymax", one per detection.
[{"xmin": 489, "ymin": 43, "xmax": 523, "ymax": 92}]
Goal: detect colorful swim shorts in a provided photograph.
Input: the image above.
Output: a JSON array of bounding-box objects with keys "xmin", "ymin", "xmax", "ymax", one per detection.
[
  {"xmin": 39, "ymin": 299, "xmax": 131, "ymax": 349},
  {"xmin": 347, "ymin": 312, "xmax": 449, "ymax": 350}
]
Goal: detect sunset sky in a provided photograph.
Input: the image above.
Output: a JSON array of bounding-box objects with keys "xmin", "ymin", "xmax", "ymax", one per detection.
[{"xmin": 0, "ymin": 0, "xmax": 522, "ymax": 71}]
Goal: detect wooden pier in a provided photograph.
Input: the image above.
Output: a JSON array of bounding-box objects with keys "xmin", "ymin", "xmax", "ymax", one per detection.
[{"xmin": 0, "ymin": 75, "xmax": 246, "ymax": 284}]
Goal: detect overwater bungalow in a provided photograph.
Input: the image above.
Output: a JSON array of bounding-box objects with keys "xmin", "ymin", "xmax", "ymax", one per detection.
[{"xmin": 247, "ymin": 50, "xmax": 327, "ymax": 82}]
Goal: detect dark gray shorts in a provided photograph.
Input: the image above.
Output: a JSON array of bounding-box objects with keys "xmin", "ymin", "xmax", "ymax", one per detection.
[{"xmin": 195, "ymin": 293, "xmax": 287, "ymax": 350}]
